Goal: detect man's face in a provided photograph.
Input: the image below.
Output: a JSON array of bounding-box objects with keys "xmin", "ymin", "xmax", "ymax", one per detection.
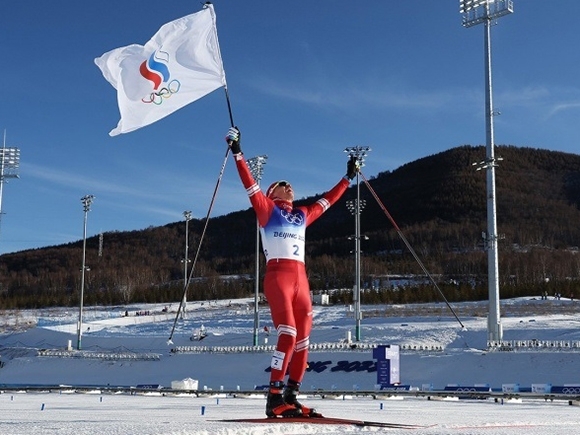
[{"xmin": 271, "ymin": 181, "xmax": 294, "ymax": 202}]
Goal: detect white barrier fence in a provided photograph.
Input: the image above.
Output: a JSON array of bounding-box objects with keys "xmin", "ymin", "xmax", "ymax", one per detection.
[
  {"xmin": 487, "ymin": 339, "xmax": 580, "ymax": 351},
  {"xmin": 172, "ymin": 342, "xmax": 444, "ymax": 354},
  {"xmin": 38, "ymin": 349, "xmax": 161, "ymax": 360}
]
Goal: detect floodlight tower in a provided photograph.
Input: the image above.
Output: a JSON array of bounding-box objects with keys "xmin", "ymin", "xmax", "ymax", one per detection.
[
  {"xmin": 180, "ymin": 210, "xmax": 193, "ymax": 319},
  {"xmin": 247, "ymin": 154, "xmax": 268, "ymax": 346},
  {"xmin": 77, "ymin": 194, "xmax": 95, "ymax": 350},
  {"xmin": 346, "ymin": 198, "xmax": 368, "ymax": 342},
  {"xmin": 460, "ymin": 0, "xmax": 513, "ymax": 342},
  {"xmin": 344, "ymin": 146, "xmax": 371, "ymax": 342},
  {"xmin": 0, "ymin": 131, "xmax": 21, "ymax": 244}
]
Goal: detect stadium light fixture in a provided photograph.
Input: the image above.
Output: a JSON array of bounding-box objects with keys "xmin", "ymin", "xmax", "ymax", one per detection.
[
  {"xmin": 0, "ymin": 131, "xmax": 20, "ymax": 247},
  {"xmin": 461, "ymin": 0, "xmax": 513, "ymax": 342},
  {"xmin": 460, "ymin": 0, "xmax": 514, "ymax": 27},
  {"xmin": 247, "ymin": 155, "xmax": 268, "ymax": 346}
]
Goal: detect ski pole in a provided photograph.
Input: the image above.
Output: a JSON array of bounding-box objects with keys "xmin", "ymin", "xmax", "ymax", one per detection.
[
  {"xmin": 168, "ymin": 87, "xmax": 236, "ymax": 344},
  {"xmin": 168, "ymin": 146, "xmax": 230, "ymax": 343},
  {"xmin": 359, "ymin": 170, "xmax": 465, "ymax": 330}
]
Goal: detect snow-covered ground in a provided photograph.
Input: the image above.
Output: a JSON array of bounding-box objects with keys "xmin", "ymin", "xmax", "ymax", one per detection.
[{"xmin": 1, "ymin": 296, "xmax": 580, "ymax": 434}]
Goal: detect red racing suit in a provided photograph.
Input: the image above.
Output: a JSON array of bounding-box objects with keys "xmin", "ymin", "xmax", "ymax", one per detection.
[{"xmin": 233, "ymin": 152, "xmax": 349, "ymax": 385}]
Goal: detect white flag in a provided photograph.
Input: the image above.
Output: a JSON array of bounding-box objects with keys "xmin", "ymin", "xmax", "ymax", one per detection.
[{"xmin": 95, "ymin": 4, "xmax": 226, "ymax": 136}]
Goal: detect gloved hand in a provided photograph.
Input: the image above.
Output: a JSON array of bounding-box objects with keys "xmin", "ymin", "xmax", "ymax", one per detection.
[
  {"xmin": 346, "ymin": 156, "xmax": 359, "ymax": 180},
  {"xmin": 225, "ymin": 126, "xmax": 242, "ymax": 154}
]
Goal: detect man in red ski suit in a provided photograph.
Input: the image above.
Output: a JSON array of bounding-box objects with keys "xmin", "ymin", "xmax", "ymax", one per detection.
[{"xmin": 226, "ymin": 127, "xmax": 358, "ymax": 418}]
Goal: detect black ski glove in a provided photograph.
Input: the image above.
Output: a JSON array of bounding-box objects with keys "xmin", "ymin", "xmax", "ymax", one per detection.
[
  {"xmin": 226, "ymin": 126, "xmax": 242, "ymax": 154},
  {"xmin": 346, "ymin": 156, "xmax": 359, "ymax": 180}
]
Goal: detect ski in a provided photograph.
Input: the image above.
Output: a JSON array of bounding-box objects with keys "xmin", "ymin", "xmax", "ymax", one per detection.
[{"xmin": 218, "ymin": 415, "xmax": 426, "ymax": 429}]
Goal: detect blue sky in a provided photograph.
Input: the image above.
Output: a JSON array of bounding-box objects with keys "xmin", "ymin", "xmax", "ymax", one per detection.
[{"xmin": 0, "ymin": 0, "xmax": 579, "ymax": 255}]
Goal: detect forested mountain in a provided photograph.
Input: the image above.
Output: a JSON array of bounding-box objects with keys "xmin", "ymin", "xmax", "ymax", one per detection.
[{"xmin": 2, "ymin": 145, "xmax": 580, "ymax": 309}]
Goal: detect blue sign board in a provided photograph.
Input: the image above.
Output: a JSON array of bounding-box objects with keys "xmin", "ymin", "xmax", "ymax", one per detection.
[{"xmin": 372, "ymin": 345, "xmax": 400, "ymax": 387}]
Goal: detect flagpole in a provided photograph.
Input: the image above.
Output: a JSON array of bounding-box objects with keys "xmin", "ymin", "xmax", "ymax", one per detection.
[
  {"xmin": 224, "ymin": 88, "xmax": 235, "ymax": 128},
  {"xmin": 167, "ymin": 4, "xmax": 236, "ymax": 343}
]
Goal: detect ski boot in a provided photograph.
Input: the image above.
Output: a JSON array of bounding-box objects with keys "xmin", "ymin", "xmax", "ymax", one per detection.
[
  {"xmin": 284, "ymin": 380, "xmax": 322, "ymax": 418},
  {"xmin": 266, "ymin": 381, "xmax": 302, "ymax": 418}
]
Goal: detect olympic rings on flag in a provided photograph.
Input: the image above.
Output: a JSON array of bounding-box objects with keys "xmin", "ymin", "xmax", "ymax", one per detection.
[{"xmin": 141, "ymin": 79, "xmax": 181, "ymax": 105}]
